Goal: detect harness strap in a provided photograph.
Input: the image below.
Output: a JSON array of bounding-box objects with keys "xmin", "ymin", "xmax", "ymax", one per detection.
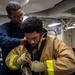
[{"xmin": 38, "ymin": 33, "xmax": 47, "ymax": 60}]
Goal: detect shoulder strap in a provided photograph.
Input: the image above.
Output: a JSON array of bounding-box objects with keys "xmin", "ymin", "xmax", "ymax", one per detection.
[
  {"xmin": 38, "ymin": 35, "xmax": 55, "ymax": 60},
  {"xmin": 38, "ymin": 33, "xmax": 47, "ymax": 61}
]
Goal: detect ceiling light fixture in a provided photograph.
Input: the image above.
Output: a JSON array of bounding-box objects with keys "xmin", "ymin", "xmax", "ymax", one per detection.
[
  {"xmin": 23, "ymin": 16, "xmax": 28, "ymax": 22},
  {"xmin": 73, "ymin": 23, "xmax": 75, "ymax": 26},
  {"xmin": 0, "ymin": 0, "xmax": 29, "ymax": 7},
  {"xmin": 20, "ymin": 0, "xmax": 29, "ymax": 6},
  {"xmin": 48, "ymin": 23, "xmax": 61, "ymax": 27},
  {"xmin": 66, "ymin": 26, "xmax": 75, "ymax": 30}
]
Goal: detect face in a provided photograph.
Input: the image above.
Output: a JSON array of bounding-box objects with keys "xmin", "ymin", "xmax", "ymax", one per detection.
[
  {"xmin": 9, "ymin": 8, "xmax": 24, "ymax": 26},
  {"xmin": 25, "ymin": 32, "xmax": 41, "ymax": 47}
]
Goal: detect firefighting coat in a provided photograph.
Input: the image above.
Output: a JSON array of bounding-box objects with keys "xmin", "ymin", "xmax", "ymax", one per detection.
[{"xmin": 5, "ymin": 29, "xmax": 75, "ymax": 75}]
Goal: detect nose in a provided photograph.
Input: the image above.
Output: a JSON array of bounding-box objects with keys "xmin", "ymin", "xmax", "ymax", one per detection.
[
  {"xmin": 18, "ymin": 17, "xmax": 23, "ymax": 23},
  {"xmin": 18, "ymin": 16, "xmax": 23, "ymax": 20},
  {"xmin": 29, "ymin": 39, "xmax": 35, "ymax": 44}
]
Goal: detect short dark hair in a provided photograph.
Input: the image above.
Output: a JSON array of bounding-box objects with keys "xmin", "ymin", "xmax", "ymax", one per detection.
[
  {"xmin": 22, "ymin": 16, "xmax": 43, "ymax": 33},
  {"xmin": 6, "ymin": 1, "xmax": 21, "ymax": 15}
]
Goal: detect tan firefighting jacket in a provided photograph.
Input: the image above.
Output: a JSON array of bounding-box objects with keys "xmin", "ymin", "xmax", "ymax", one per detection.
[{"xmin": 5, "ymin": 29, "xmax": 75, "ymax": 75}]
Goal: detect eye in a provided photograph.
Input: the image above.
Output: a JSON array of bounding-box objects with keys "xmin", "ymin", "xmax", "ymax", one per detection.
[{"xmin": 32, "ymin": 37, "xmax": 37, "ymax": 40}]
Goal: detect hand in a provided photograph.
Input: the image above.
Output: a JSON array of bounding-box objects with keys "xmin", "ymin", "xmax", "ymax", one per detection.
[
  {"xmin": 31, "ymin": 61, "xmax": 44, "ymax": 72},
  {"xmin": 17, "ymin": 52, "xmax": 28, "ymax": 65},
  {"xmin": 20, "ymin": 37, "xmax": 27, "ymax": 45},
  {"xmin": 25, "ymin": 53, "xmax": 32, "ymax": 67}
]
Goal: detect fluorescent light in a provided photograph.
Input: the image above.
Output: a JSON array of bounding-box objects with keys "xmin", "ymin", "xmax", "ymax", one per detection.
[
  {"xmin": 66, "ymin": 26, "xmax": 75, "ymax": 30},
  {"xmin": 23, "ymin": 16, "xmax": 28, "ymax": 22},
  {"xmin": 73, "ymin": 23, "xmax": 75, "ymax": 25},
  {"xmin": 19, "ymin": 0, "xmax": 29, "ymax": 6},
  {"xmin": 67, "ymin": 23, "xmax": 75, "ymax": 29},
  {"xmin": 48, "ymin": 23, "xmax": 61, "ymax": 27}
]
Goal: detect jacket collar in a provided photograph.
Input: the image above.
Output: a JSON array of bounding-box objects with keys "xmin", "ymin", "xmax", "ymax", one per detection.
[{"xmin": 38, "ymin": 28, "xmax": 47, "ymax": 49}]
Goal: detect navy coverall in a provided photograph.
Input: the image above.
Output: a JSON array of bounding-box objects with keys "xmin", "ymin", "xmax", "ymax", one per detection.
[{"xmin": 0, "ymin": 21, "xmax": 24, "ymax": 75}]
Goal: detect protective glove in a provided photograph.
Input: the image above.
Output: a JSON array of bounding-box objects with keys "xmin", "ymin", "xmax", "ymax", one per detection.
[
  {"xmin": 17, "ymin": 52, "xmax": 28, "ymax": 65},
  {"xmin": 31, "ymin": 61, "xmax": 44, "ymax": 72}
]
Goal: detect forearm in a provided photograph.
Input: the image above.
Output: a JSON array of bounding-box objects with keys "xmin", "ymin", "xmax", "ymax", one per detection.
[
  {"xmin": 0, "ymin": 35, "xmax": 20, "ymax": 47},
  {"xmin": 5, "ymin": 54, "xmax": 20, "ymax": 70},
  {"xmin": 5, "ymin": 46, "xmax": 28, "ymax": 70},
  {"xmin": 53, "ymin": 57, "xmax": 75, "ymax": 75}
]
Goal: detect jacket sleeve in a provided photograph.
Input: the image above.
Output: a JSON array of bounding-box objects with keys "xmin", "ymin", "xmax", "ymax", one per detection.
[
  {"xmin": 0, "ymin": 26, "xmax": 20, "ymax": 48},
  {"xmin": 5, "ymin": 45, "xmax": 27, "ymax": 70},
  {"xmin": 45, "ymin": 36, "xmax": 75, "ymax": 75}
]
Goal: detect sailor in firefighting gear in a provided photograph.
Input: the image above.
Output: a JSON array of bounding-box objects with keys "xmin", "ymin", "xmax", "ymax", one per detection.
[{"xmin": 5, "ymin": 16, "xmax": 75, "ymax": 75}]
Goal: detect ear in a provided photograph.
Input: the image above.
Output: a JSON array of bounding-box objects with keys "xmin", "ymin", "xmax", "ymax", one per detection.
[{"xmin": 7, "ymin": 15, "xmax": 11, "ymax": 19}]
